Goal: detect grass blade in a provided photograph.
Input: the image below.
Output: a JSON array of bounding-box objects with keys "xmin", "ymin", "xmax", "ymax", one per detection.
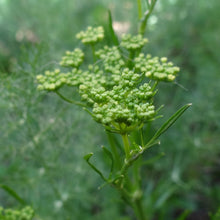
[{"xmin": 0, "ymin": 184, "xmax": 26, "ymax": 205}]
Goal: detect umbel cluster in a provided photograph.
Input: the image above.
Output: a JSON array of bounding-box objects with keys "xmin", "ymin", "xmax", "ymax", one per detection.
[{"xmin": 36, "ymin": 26, "xmax": 180, "ymax": 133}]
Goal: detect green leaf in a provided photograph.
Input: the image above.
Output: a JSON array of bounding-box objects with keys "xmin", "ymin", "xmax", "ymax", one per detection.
[
  {"xmin": 0, "ymin": 184, "xmax": 26, "ymax": 205},
  {"xmin": 84, "ymin": 153, "xmax": 107, "ymax": 181},
  {"xmin": 101, "ymin": 146, "xmax": 114, "ymax": 179},
  {"xmin": 155, "ymin": 186, "xmax": 176, "ymax": 209},
  {"xmin": 83, "ymin": 152, "xmax": 93, "ymax": 161},
  {"xmin": 148, "ymin": 103, "xmax": 192, "ymax": 145},
  {"xmin": 176, "ymin": 210, "xmax": 191, "ymax": 220},
  {"xmin": 142, "ymin": 152, "xmax": 165, "ymax": 165},
  {"xmin": 211, "ymin": 207, "xmax": 220, "ymax": 220},
  {"xmin": 108, "ymin": 10, "xmax": 119, "ymax": 46},
  {"xmin": 144, "ymin": 139, "xmax": 160, "ymax": 150}
]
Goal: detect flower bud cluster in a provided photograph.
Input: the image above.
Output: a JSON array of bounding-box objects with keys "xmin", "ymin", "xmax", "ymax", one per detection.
[
  {"xmin": 0, "ymin": 206, "xmax": 34, "ymax": 220},
  {"xmin": 76, "ymin": 26, "xmax": 104, "ymax": 44},
  {"xmin": 60, "ymin": 48, "xmax": 84, "ymax": 67},
  {"xmin": 36, "ymin": 26, "xmax": 180, "ymax": 131},
  {"xmin": 95, "ymin": 46, "xmax": 125, "ymax": 74},
  {"xmin": 79, "ymin": 68, "xmax": 155, "ymax": 126},
  {"xmin": 36, "ymin": 68, "xmax": 83, "ymax": 91},
  {"xmin": 135, "ymin": 53, "xmax": 180, "ymax": 82},
  {"xmin": 121, "ymin": 34, "xmax": 148, "ymax": 51}
]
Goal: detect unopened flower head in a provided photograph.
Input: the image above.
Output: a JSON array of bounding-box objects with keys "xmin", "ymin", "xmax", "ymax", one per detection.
[
  {"xmin": 135, "ymin": 53, "xmax": 180, "ymax": 82},
  {"xmin": 79, "ymin": 68, "xmax": 156, "ymax": 129},
  {"xmin": 60, "ymin": 48, "xmax": 84, "ymax": 68},
  {"xmin": 121, "ymin": 34, "xmax": 148, "ymax": 51},
  {"xmin": 95, "ymin": 46, "xmax": 125, "ymax": 73},
  {"xmin": 36, "ymin": 68, "xmax": 83, "ymax": 91},
  {"xmin": 76, "ymin": 26, "xmax": 104, "ymax": 44}
]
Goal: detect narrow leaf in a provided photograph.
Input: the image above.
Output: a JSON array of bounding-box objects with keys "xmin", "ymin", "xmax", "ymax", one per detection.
[
  {"xmin": 84, "ymin": 153, "xmax": 107, "ymax": 181},
  {"xmin": 0, "ymin": 184, "xmax": 26, "ymax": 205},
  {"xmin": 108, "ymin": 10, "xmax": 119, "ymax": 46},
  {"xmin": 148, "ymin": 103, "xmax": 192, "ymax": 144},
  {"xmin": 176, "ymin": 210, "xmax": 191, "ymax": 220},
  {"xmin": 155, "ymin": 186, "xmax": 176, "ymax": 209},
  {"xmin": 144, "ymin": 139, "xmax": 160, "ymax": 150},
  {"xmin": 101, "ymin": 146, "xmax": 114, "ymax": 178},
  {"xmin": 142, "ymin": 152, "xmax": 165, "ymax": 165},
  {"xmin": 83, "ymin": 152, "xmax": 93, "ymax": 161}
]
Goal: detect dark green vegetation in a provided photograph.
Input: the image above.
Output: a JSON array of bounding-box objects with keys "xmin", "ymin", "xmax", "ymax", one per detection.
[{"xmin": 0, "ymin": 0, "xmax": 219, "ymax": 219}]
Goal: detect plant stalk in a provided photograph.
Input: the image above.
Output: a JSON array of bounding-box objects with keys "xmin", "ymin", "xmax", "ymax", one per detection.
[
  {"xmin": 133, "ymin": 197, "xmax": 147, "ymax": 220},
  {"xmin": 137, "ymin": 0, "xmax": 143, "ymax": 19},
  {"xmin": 91, "ymin": 43, "xmax": 96, "ymax": 62},
  {"xmin": 122, "ymin": 133, "xmax": 130, "ymax": 159},
  {"xmin": 138, "ymin": 0, "xmax": 158, "ymax": 36},
  {"xmin": 55, "ymin": 90, "xmax": 86, "ymax": 107}
]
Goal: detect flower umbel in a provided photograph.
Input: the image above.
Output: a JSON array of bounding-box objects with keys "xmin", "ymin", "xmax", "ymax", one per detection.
[{"xmin": 36, "ymin": 26, "xmax": 180, "ymax": 131}]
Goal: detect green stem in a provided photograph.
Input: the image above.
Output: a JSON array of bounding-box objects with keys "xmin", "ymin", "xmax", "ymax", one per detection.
[
  {"xmin": 55, "ymin": 90, "xmax": 87, "ymax": 108},
  {"xmin": 151, "ymin": 81, "xmax": 158, "ymax": 91},
  {"xmin": 133, "ymin": 197, "xmax": 147, "ymax": 220},
  {"xmin": 138, "ymin": 0, "xmax": 158, "ymax": 36},
  {"xmin": 128, "ymin": 50, "xmax": 135, "ymax": 69},
  {"xmin": 122, "ymin": 133, "xmax": 130, "ymax": 159},
  {"xmin": 133, "ymin": 157, "xmax": 142, "ymax": 188},
  {"xmin": 91, "ymin": 43, "xmax": 96, "ymax": 63},
  {"xmin": 137, "ymin": 0, "xmax": 142, "ymax": 19}
]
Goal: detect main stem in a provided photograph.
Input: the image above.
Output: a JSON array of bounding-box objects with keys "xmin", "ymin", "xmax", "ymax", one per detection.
[
  {"xmin": 122, "ymin": 133, "xmax": 130, "ymax": 159},
  {"xmin": 120, "ymin": 133, "xmax": 147, "ymax": 220},
  {"xmin": 133, "ymin": 197, "xmax": 147, "ymax": 220}
]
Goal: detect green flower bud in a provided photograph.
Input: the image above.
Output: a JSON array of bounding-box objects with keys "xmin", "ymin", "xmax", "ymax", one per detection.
[
  {"xmin": 60, "ymin": 48, "xmax": 84, "ymax": 68},
  {"xmin": 135, "ymin": 53, "xmax": 180, "ymax": 82},
  {"xmin": 121, "ymin": 34, "xmax": 148, "ymax": 51},
  {"xmin": 76, "ymin": 26, "xmax": 104, "ymax": 44}
]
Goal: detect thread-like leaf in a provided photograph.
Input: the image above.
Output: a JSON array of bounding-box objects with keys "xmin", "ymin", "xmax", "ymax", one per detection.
[
  {"xmin": 101, "ymin": 146, "xmax": 114, "ymax": 179},
  {"xmin": 155, "ymin": 186, "xmax": 176, "ymax": 209},
  {"xmin": 144, "ymin": 139, "xmax": 160, "ymax": 150},
  {"xmin": 142, "ymin": 152, "xmax": 165, "ymax": 165},
  {"xmin": 147, "ymin": 103, "xmax": 192, "ymax": 145},
  {"xmin": 84, "ymin": 153, "xmax": 107, "ymax": 181},
  {"xmin": 0, "ymin": 184, "xmax": 26, "ymax": 205}
]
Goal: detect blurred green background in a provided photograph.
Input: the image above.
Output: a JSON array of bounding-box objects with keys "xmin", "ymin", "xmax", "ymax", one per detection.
[{"xmin": 0, "ymin": 0, "xmax": 219, "ymax": 219}]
